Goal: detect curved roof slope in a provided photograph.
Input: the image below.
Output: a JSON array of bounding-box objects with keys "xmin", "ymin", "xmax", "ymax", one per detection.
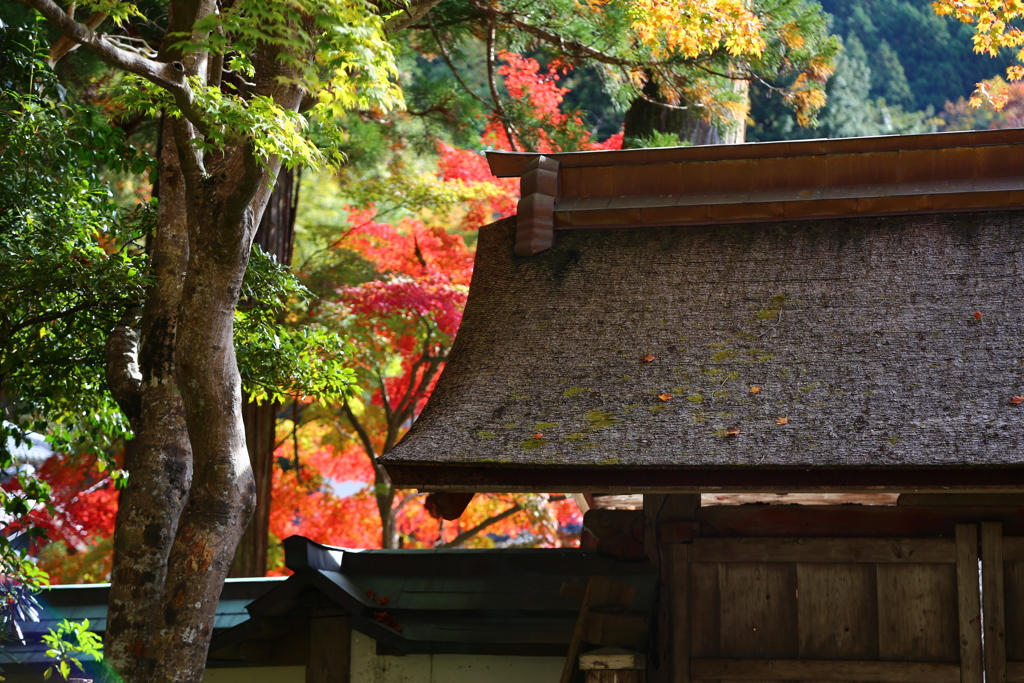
[
  {"xmin": 384, "ymin": 131, "xmax": 1024, "ymax": 492},
  {"xmin": 384, "ymin": 211, "xmax": 1024, "ymax": 491}
]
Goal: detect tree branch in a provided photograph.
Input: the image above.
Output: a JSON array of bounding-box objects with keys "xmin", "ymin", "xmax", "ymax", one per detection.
[
  {"xmin": 48, "ymin": 10, "xmax": 106, "ymax": 66},
  {"xmin": 439, "ymin": 504, "xmax": 522, "ymax": 548},
  {"xmin": 18, "ymin": 0, "xmax": 211, "ymax": 134},
  {"xmin": 468, "ymin": 0, "xmax": 645, "ymax": 69},
  {"xmin": 105, "ymin": 306, "xmax": 143, "ymax": 427},
  {"xmin": 486, "ymin": 15, "xmax": 519, "ymax": 152},
  {"xmin": 341, "ymin": 397, "xmax": 377, "ymax": 460},
  {"xmin": 12, "ymin": 299, "xmax": 103, "ymax": 333},
  {"xmin": 384, "ymin": 0, "xmax": 445, "ymax": 34},
  {"xmin": 427, "ymin": 13, "xmax": 492, "ymax": 110}
]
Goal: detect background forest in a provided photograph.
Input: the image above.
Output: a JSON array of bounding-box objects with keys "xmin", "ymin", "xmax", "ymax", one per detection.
[{"xmin": 3, "ymin": 0, "xmax": 1024, "ymax": 593}]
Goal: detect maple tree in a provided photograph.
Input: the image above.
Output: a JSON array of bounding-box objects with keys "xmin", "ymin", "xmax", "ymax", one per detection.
[
  {"xmin": 282, "ymin": 51, "xmax": 607, "ymax": 551},
  {"xmin": 933, "ymin": 0, "xmax": 1024, "ymax": 109},
  {"xmin": 940, "ymin": 75, "xmax": 1024, "ymax": 128},
  {"xmin": 5, "ymin": 1, "xmax": 402, "ymax": 680}
]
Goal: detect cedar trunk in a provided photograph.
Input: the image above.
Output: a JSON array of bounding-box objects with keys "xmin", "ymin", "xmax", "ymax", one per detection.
[
  {"xmin": 623, "ymin": 80, "xmax": 748, "ymax": 146},
  {"xmin": 231, "ymin": 168, "xmax": 299, "ymax": 577}
]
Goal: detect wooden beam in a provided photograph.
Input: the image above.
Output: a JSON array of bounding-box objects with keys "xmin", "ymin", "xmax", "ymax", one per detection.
[
  {"xmin": 306, "ymin": 610, "xmax": 350, "ymax": 683},
  {"xmin": 899, "ymin": 494, "xmax": 1024, "ymax": 507},
  {"xmin": 1007, "ymin": 661, "xmax": 1024, "ymax": 682},
  {"xmin": 690, "ymin": 537, "xmax": 954, "ymax": 564},
  {"xmin": 956, "ymin": 524, "xmax": 983, "ymax": 683},
  {"xmin": 689, "ymin": 658, "xmax": 960, "ymax": 682},
  {"xmin": 983, "ymin": 522, "xmax": 1008, "ymax": 683},
  {"xmin": 486, "ymin": 129, "xmax": 1024, "ymax": 178},
  {"xmin": 1003, "ymin": 537, "xmax": 1024, "ymax": 562},
  {"xmin": 698, "ymin": 505, "xmax": 1024, "ymax": 539}
]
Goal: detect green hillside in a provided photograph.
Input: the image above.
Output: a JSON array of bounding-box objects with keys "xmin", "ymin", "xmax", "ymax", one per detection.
[{"xmin": 749, "ymin": 0, "xmax": 1015, "ymax": 141}]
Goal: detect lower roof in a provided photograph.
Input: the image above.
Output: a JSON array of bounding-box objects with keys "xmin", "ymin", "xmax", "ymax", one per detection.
[
  {"xmin": 211, "ymin": 535, "xmax": 657, "ymax": 657},
  {"xmin": 2, "ymin": 577, "xmax": 282, "ymax": 674},
  {"xmin": 384, "ymin": 211, "xmax": 1024, "ymax": 491}
]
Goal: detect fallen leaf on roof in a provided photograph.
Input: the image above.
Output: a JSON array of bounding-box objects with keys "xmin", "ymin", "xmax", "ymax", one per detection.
[
  {"xmin": 372, "ymin": 610, "xmax": 402, "ymax": 631},
  {"xmin": 1011, "ymin": 396, "xmax": 1024, "ymax": 405},
  {"xmin": 377, "ymin": 596, "xmax": 391, "ymax": 606},
  {"xmin": 725, "ymin": 428, "xmax": 741, "ymax": 437},
  {"xmin": 750, "ymin": 386, "xmax": 761, "ymax": 394},
  {"xmin": 532, "ymin": 432, "xmax": 544, "ymax": 439},
  {"xmin": 642, "ymin": 354, "xmax": 655, "ymax": 363},
  {"xmin": 658, "ymin": 393, "xmax": 672, "ymax": 401},
  {"xmin": 776, "ymin": 417, "xmax": 789, "ymax": 425},
  {"xmin": 974, "ymin": 311, "xmax": 984, "ymax": 320}
]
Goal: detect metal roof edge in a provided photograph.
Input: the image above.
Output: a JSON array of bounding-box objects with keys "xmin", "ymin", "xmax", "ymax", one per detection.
[{"xmin": 486, "ymin": 129, "xmax": 1024, "ymax": 177}]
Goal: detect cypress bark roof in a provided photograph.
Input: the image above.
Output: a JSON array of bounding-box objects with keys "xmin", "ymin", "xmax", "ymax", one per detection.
[{"xmin": 383, "ymin": 132, "xmax": 1024, "ymax": 492}]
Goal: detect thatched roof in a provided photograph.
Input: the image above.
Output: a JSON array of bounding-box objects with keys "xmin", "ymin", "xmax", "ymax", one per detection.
[{"xmin": 382, "ymin": 132, "xmax": 1024, "ymax": 492}]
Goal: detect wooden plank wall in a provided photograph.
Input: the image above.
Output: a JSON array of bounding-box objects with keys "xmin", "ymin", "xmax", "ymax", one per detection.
[{"xmin": 682, "ymin": 529, "xmax": 1020, "ymax": 683}]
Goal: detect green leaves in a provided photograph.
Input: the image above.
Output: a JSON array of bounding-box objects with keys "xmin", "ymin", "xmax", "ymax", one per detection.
[
  {"xmin": 236, "ymin": 244, "xmax": 356, "ymax": 404},
  {"xmin": 77, "ymin": 0, "xmax": 144, "ymax": 26},
  {"xmin": 41, "ymin": 619, "xmax": 103, "ymax": 681},
  {"xmin": 0, "ymin": 29, "xmax": 151, "ymax": 573},
  {"xmin": 119, "ymin": 0, "xmax": 405, "ymax": 170}
]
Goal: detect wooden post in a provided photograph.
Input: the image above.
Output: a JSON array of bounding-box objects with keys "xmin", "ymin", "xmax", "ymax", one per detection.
[
  {"xmin": 306, "ymin": 608, "xmax": 350, "ymax": 683},
  {"xmin": 667, "ymin": 543, "xmax": 690, "ymax": 683},
  {"xmin": 981, "ymin": 522, "xmax": 1007, "ymax": 683},
  {"xmin": 955, "ymin": 524, "xmax": 983, "ymax": 683},
  {"xmin": 644, "ymin": 494, "xmax": 699, "ymax": 683}
]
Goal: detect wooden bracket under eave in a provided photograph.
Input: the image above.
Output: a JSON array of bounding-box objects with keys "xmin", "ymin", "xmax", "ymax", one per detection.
[{"xmin": 515, "ymin": 155, "xmax": 559, "ymax": 256}]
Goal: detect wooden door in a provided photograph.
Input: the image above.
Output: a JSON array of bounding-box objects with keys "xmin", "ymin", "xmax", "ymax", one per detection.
[{"xmin": 675, "ymin": 525, "xmax": 1020, "ymax": 682}]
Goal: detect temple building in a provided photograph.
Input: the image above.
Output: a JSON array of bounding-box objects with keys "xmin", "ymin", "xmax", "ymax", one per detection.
[{"xmin": 383, "ymin": 130, "xmax": 1024, "ymax": 682}]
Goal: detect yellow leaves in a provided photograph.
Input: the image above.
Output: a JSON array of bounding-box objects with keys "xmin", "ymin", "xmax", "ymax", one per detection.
[
  {"xmin": 933, "ymin": 0, "xmax": 1024, "ymax": 102},
  {"xmin": 780, "ymin": 22, "xmax": 806, "ymax": 50},
  {"xmin": 749, "ymin": 386, "xmax": 761, "ymax": 394},
  {"xmin": 788, "ymin": 72, "xmax": 829, "ymax": 127},
  {"xmin": 805, "ymin": 57, "xmax": 836, "ymax": 85},
  {"xmin": 776, "ymin": 417, "xmax": 789, "ymax": 425},
  {"xmin": 970, "ymin": 77, "xmax": 1011, "ymax": 110},
  {"xmin": 658, "ymin": 393, "xmax": 672, "ymax": 401},
  {"xmin": 721, "ymin": 98, "xmax": 751, "ymax": 122},
  {"xmin": 627, "ymin": 0, "xmax": 766, "ymax": 60}
]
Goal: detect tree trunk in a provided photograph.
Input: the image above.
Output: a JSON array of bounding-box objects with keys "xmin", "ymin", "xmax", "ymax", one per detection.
[
  {"xmin": 623, "ymin": 79, "xmax": 748, "ymax": 146},
  {"xmin": 375, "ymin": 464, "xmax": 399, "ymax": 549},
  {"xmin": 229, "ymin": 399, "xmax": 277, "ymax": 576},
  {"xmin": 104, "ymin": 117, "xmax": 193, "ymax": 682},
  {"xmin": 144, "ymin": 136, "xmax": 278, "ymax": 682},
  {"xmin": 230, "ymin": 167, "xmax": 300, "ymax": 577},
  {"xmin": 104, "ymin": 122, "xmax": 284, "ymax": 682}
]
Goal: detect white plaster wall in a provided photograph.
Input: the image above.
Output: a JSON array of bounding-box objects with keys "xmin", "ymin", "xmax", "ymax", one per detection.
[
  {"xmin": 349, "ymin": 632, "xmax": 563, "ymax": 683},
  {"xmin": 203, "ymin": 665, "xmax": 305, "ymax": 683}
]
